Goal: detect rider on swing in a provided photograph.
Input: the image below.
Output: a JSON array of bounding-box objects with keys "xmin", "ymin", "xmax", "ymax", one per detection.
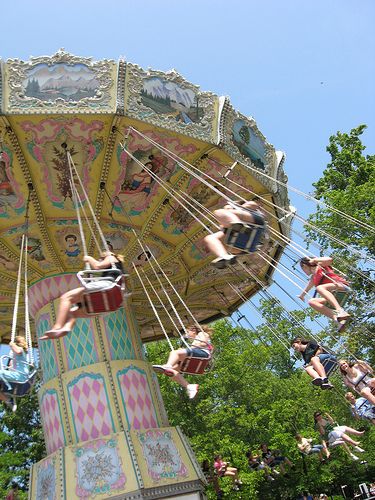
[
  {"xmin": 40, "ymin": 251, "xmax": 125, "ymax": 340},
  {"xmin": 298, "ymin": 256, "xmax": 351, "ymax": 331},
  {"xmin": 204, "ymin": 199, "xmax": 265, "ymax": 269},
  {"xmin": 152, "ymin": 324, "xmax": 213, "ymax": 400}
]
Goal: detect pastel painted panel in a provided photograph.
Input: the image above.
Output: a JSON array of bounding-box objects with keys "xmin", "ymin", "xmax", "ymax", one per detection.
[
  {"xmin": 63, "ymin": 319, "xmax": 99, "ymax": 370},
  {"xmin": 137, "ymin": 429, "xmax": 188, "ymax": 483},
  {"xmin": 116, "ymin": 366, "xmax": 158, "ymax": 430},
  {"xmin": 73, "ymin": 438, "xmax": 126, "ymax": 498},
  {"xmin": 103, "ymin": 308, "xmax": 136, "ymax": 361},
  {"xmin": 67, "ymin": 372, "xmax": 116, "ymax": 442},
  {"xmin": 39, "ymin": 389, "xmax": 65, "ymax": 454},
  {"xmin": 34, "ymin": 452, "xmax": 61, "ymax": 500}
]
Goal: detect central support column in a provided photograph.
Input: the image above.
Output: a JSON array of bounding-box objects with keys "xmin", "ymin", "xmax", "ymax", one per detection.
[{"xmin": 28, "ymin": 274, "xmax": 206, "ymax": 499}]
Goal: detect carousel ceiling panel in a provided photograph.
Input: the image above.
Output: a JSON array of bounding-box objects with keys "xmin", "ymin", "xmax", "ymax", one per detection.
[
  {"xmin": 8, "ymin": 115, "xmax": 112, "ymax": 218},
  {"xmin": 0, "ymin": 51, "xmax": 291, "ymax": 345}
]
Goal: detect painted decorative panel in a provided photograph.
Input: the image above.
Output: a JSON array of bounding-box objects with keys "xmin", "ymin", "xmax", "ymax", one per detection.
[
  {"xmin": 29, "ymin": 274, "xmax": 79, "ymax": 316},
  {"xmin": 33, "ymin": 451, "xmax": 62, "ymax": 500},
  {"xmin": 103, "ymin": 308, "xmax": 136, "ymax": 360},
  {"xmin": 137, "ymin": 429, "xmax": 188, "ymax": 483},
  {"xmin": 39, "ymin": 388, "xmax": 66, "ymax": 454},
  {"xmin": 116, "ymin": 365, "xmax": 158, "ymax": 429},
  {"xmin": 72, "ymin": 437, "xmax": 126, "ymax": 498},
  {"xmin": 63, "ymin": 319, "xmax": 99, "ymax": 370},
  {"xmin": 66, "ymin": 371, "xmax": 116, "ymax": 442},
  {"xmin": 112, "ymin": 129, "xmax": 197, "ymax": 217},
  {"xmin": 124, "ymin": 63, "xmax": 219, "ymax": 142},
  {"xmin": 5, "ymin": 49, "xmax": 116, "ymax": 113},
  {"xmin": 220, "ymin": 101, "xmax": 277, "ymax": 191},
  {"xmin": 0, "ymin": 146, "xmax": 25, "ymax": 218}
]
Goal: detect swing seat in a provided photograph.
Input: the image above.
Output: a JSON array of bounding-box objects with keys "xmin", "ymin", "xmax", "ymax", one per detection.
[
  {"xmin": 321, "ymin": 355, "xmax": 338, "ymax": 377},
  {"xmin": 332, "ymin": 289, "xmax": 351, "ymax": 308},
  {"xmin": 77, "ymin": 269, "xmax": 124, "ymax": 315},
  {"xmin": 314, "ymin": 287, "xmax": 352, "ymax": 309},
  {"xmin": 224, "ymin": 223, "xmax": 266, "ymax": 253},
  {"xmin": 0, "ymin": 356, "xmax": 37, "ymax": 398},
  {"xmin": 180, "ymin": 355, "xmax": 212, "ymax": 375}
]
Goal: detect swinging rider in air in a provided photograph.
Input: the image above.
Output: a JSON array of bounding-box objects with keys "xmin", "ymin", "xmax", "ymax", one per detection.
[
  {"xmin": 298, "ymin": 256, "xmax": 351, "ymax": 331},
  {"xmin": 204, "ymin": 199, "xmax": 265, "ymax": 269},
  {"xmin": 40, "ymin": 251, "xmax": 125, "ymax": 340},
  {"xmin": 153, "ymin": 324, "xmax": 213, "ymax": 400}
]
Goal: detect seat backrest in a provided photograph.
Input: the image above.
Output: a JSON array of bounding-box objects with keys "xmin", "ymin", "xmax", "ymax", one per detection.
[
  {"xmin": 321, "ymin": 356, "xmax": 338, "ymax": 377},
  {"xmin": 180, "ymin": 356, "xmax": 211, "ymax": 375},
  {"xmin": 0, "ymin": 368, "xmax": 37, "ymax": 398},
  {"xmin": 82, "ymin": 285, "xmax": 123, "ymax": 315},
  {"xmin": 77, "ymin": 268, "xmax": 123, "ymax": 287},
  {"xmin": 225, "ymin": 224, "xmax": 265, "ymax": 253}
]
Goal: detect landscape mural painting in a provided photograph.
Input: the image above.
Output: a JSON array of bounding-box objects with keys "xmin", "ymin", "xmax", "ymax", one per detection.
[
  {"xmin": 22, "ymin": 63, "xmax": 99, "ymax": 101},
  {"xmin": 232, "ymin": 119, "xmax": 266, "ymax": 169},
  {"xmin": 141, "ymin": 77, "xmax": 204, "ymax": 124}
]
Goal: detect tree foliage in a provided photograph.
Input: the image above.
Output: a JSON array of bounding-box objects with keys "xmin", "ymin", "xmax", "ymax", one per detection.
[
  {"xmin": 306, "ymin": 125, "xmax": 375, "ymax": 299},
  {"xmin": 305, "ymin": 125, "xmax": 374, "ymax": 362},
  {"xmin": 147, "ymin": 313, "xmax": 375, "ymax": 500},
  {"xmin": 0, "ymin": 381, "xmax": 45, "ymax": 499}
]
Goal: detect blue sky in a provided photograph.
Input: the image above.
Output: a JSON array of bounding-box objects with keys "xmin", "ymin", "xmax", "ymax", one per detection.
[
  {"xmin": 1, "ymin": 0, "xmax": 373, "ymax": 208},
  {"xmin": 1, "ymin": 0, "xmax": 374, "ymax": 352}
]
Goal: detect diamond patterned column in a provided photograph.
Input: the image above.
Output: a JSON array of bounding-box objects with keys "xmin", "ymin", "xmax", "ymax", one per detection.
[{"xmin": 29, "ymin": 274, "xmax": 205, "ymax": 499}]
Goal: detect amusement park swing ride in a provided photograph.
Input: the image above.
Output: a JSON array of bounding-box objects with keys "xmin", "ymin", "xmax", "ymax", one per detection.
[{"xmin": 0, "ymin": 50, "xmax": 294, "ymax": 499}]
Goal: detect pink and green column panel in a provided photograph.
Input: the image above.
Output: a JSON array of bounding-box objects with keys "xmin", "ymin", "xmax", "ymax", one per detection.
[{"xmin": 29, "ymin": 274, "xmax": 205, "ymax": 498}]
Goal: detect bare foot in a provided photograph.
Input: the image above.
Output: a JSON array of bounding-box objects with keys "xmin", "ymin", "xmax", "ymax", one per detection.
[{"xmin": 40, "ymin": 328, "xmax": 71, "ymax": 341}]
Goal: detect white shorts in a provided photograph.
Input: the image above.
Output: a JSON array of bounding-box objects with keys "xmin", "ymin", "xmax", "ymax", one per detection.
[
  {"xmin": 85, "ymin": 280, "xmax": 114, "ymax": 291},
  {"xmin": 328, "ymin": 426, "xmax": 346, "ymax": 443}
]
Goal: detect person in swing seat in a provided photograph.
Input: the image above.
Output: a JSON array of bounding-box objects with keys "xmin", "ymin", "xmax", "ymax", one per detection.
[
  {"xmin": 213, "ymin": 454, "xmax": 242, "ymax": 491},
  {"xmin": 345, "ymin": 391, "xmax": 375, "ymax": 425},
  {"xmin": 203, "ymin": 199, "xmax": 265, "ymax": 269},
  {"xmin": 291, "ymin": 337, "xmax": 336, "ymax": 390},
  {"xmin": 295, "ymin": 434, "xmax": 328, "ymax": 462},
  {"xmin": 298, "ymin": 256, "xmax": 351, "ymax": 331},
  {"xmin": 259, "ymin": 443, "xmax": 294, "ymax": 475},
  {"xmin": 339, "ymin": 359, "xmax": 375, "ymax": 405},
  {"xmin": 313, "ymin": 411, "xmax": 365, "ymax": 460},
  {"xmin": 40, "ymin": 251, "xmax": 125, "ymax": 340},
  {"xmin": 0, "ymin": 336, "xmax": 30, "ymax": 412},
  {"xmin": 152, "ymin": 324, "xmax": 213, "ymax": 400}
]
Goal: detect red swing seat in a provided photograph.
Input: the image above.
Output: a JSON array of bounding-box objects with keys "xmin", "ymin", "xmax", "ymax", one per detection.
[
  {"xmin": 179, "ymin": 355, "xmax": 212, "ymax": 375},
  {"xmin": 77, "ymin": 269, "xmax": 125, "ymax": 315}
]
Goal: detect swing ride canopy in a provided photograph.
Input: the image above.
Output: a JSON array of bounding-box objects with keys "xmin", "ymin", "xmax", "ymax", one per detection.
[{"xmin": 0, "ymin": 50, "xmax": 292, "ymax": 344}]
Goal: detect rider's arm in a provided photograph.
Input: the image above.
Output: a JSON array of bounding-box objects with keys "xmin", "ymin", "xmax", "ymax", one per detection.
[
  {"xmin": 9, "ymin": 342, "xmax": 23, "ymax": 355},
  {"xmin": 298, "ymin": 276, "xmax": 315, "ymax": 299},
  {"xmin": 84, "ymin": 255, "xmax": 117, "ymax": 270},
  {"xmin": 310, "ymin": 256, "xmax": 333, "ymax": 267}
]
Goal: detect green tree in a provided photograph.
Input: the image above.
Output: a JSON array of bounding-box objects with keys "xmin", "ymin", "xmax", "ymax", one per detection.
[
  {"xmin": 305, "ymin": 125, "xmax": 374, "ymax": 362},
  {"xmin": 146, "ymin": 313, "xmax": 375, "ymax": 500},
  {"xmin": 0, "ymin": 382, "xmax": 45, "ymax": 499},
  {"xmin": 306, "ymin": 125, "xmax": 375, "ymax": 296}
]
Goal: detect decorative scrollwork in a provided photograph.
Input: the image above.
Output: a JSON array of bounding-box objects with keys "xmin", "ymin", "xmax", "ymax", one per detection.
[
  {"xmin": 6, "ymin": 49, "xmax": 116, "ymax": 113},
  {"xmin": 124, "ymin": 63, "xmax": 218, "ymax": 143},
  {"xmin": 220, "ymin": 100, "xmax": 277, "ymax": 192}
]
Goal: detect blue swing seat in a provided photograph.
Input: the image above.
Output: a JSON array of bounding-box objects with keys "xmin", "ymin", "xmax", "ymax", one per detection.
[
  {"xmin": 224, "ymin": 223, "xmax": 266, "ymax": 253},
  {"xmin": 0, "ymin": 355, "xmax": 37, "ymax": 398},
  {"xmin": 321, "ymin": 355, "xmax": 338, "ymax": 377}
]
